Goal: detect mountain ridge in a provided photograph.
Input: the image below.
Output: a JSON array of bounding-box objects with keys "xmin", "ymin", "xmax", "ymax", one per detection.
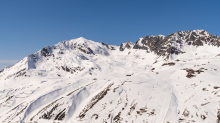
[
  {"xmin": 1, "ymin": 29, "xmax": 220, "ymax": 71},
  {"xmin": 1, "ymin": 30, "xmax": 220, "ymax": 123}
]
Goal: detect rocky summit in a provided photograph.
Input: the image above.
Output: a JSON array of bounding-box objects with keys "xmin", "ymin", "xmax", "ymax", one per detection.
[{"xmin": 1, "ymin": 30, "xmax": 220, "ymax": 123}]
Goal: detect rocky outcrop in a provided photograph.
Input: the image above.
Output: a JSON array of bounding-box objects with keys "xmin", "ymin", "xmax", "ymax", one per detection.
[
  {"xmin": 131, "ymin": 30, "xmax": 220, "ymax": 59},
  {"xmin": 100, "ymin": 42, "xmax": 116, "ymax": 50},
  {"xmin": 119, "ymin": 41, "xmax": 135, "ymax": 51}
]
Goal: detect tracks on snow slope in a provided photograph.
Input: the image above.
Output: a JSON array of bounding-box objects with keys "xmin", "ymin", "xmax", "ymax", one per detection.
[
  {"xmin": 18, "ymin": 80, "xmax": 98, "ymax": 123},
  {"xmin": 154, "ymin": 74, "xmax": 178, "ymax": 123}
]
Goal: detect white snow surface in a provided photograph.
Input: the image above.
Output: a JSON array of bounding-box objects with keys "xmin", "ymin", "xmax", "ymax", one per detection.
[{"xmin": 1, "ymin": 36, "xmax": 220, "ymax": 123}]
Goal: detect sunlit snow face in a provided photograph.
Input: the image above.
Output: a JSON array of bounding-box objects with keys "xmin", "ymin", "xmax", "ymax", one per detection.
[{"xmin": 1, "ymin": 31, "xmax": 220, "ymax": 123}]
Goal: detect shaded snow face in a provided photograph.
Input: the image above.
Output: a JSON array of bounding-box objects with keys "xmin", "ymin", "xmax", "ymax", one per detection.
[{"xmin": 1, "ymin": 31, "xmax": 220, "ymax": 123}]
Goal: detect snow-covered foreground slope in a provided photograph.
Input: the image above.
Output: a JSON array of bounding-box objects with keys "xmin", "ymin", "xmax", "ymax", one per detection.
[{"xmin": 1, "ymin": 30, "xmax": 220, "ymax": 123}]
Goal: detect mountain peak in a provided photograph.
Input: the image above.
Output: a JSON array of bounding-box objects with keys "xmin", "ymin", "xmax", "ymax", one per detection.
[
  {"xmin": 67, "ymin": 37, "xmax": 93, "ymax": 44},
  {"xmin": 131, "ymin": 30, "xmax": 220, "ymax": 60},
  {"xmin": 74, "ymin": 37, "xmax": 89, "ymax": 41},
  {"xmin": 1, "ymin": 30, "xmax": 220, "ymax": 123}
]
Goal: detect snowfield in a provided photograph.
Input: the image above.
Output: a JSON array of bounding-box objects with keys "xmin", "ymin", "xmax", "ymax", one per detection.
[{"xmin": 1, "ymin": 30, "xmax": 220, "ymax": 123}]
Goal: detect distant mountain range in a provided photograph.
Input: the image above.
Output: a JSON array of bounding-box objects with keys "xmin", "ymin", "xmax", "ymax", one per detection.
[{"xmin": 1, "ymin": 30, "xmax": 220, "ymax": 123}]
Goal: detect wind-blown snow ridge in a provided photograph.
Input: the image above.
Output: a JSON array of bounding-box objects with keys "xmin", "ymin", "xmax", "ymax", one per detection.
[{"xmin": 1, "ymin": 30, "xmax": 220, "ymax": 123}]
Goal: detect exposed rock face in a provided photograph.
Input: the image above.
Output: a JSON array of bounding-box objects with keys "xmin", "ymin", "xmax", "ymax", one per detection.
[
  {"xmin": 41, "ymin": 46, "xmax": 52, "ymax": 57},
  {"xmin": 131, "ymin": 30, "xmax": 220, "ymax": 59},
  {"xmin": 119, "ymin": 41, "xmax": 135, "ymax": 51},
  {"xmin": 133, "ymin": 38, "xmax": 149, "ymax": 50},
  {"xmin": 100, "ymin": 42, "xmax": 116, "ymax": 50}
]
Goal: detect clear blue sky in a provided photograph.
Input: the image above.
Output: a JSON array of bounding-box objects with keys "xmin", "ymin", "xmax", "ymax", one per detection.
[{"xmin": 0, "ymin": 0, "xmax": 220, "ymax": 69}]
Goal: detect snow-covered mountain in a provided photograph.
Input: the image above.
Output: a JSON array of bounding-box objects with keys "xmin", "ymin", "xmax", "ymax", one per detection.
[{"xmin": 1, "ymin": 30, "xmax": 220, "ymax": 123}]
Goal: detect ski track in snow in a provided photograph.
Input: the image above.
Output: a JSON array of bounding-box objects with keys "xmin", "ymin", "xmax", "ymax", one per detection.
[{"xmin": 155, "ymin": 82, "xmax": 173, "ymax": 123}]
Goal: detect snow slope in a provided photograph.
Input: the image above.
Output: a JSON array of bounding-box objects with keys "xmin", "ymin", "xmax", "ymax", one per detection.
[{"xmin": 1, "ymin": 30, "xmax": 220, "ymax": 123}]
